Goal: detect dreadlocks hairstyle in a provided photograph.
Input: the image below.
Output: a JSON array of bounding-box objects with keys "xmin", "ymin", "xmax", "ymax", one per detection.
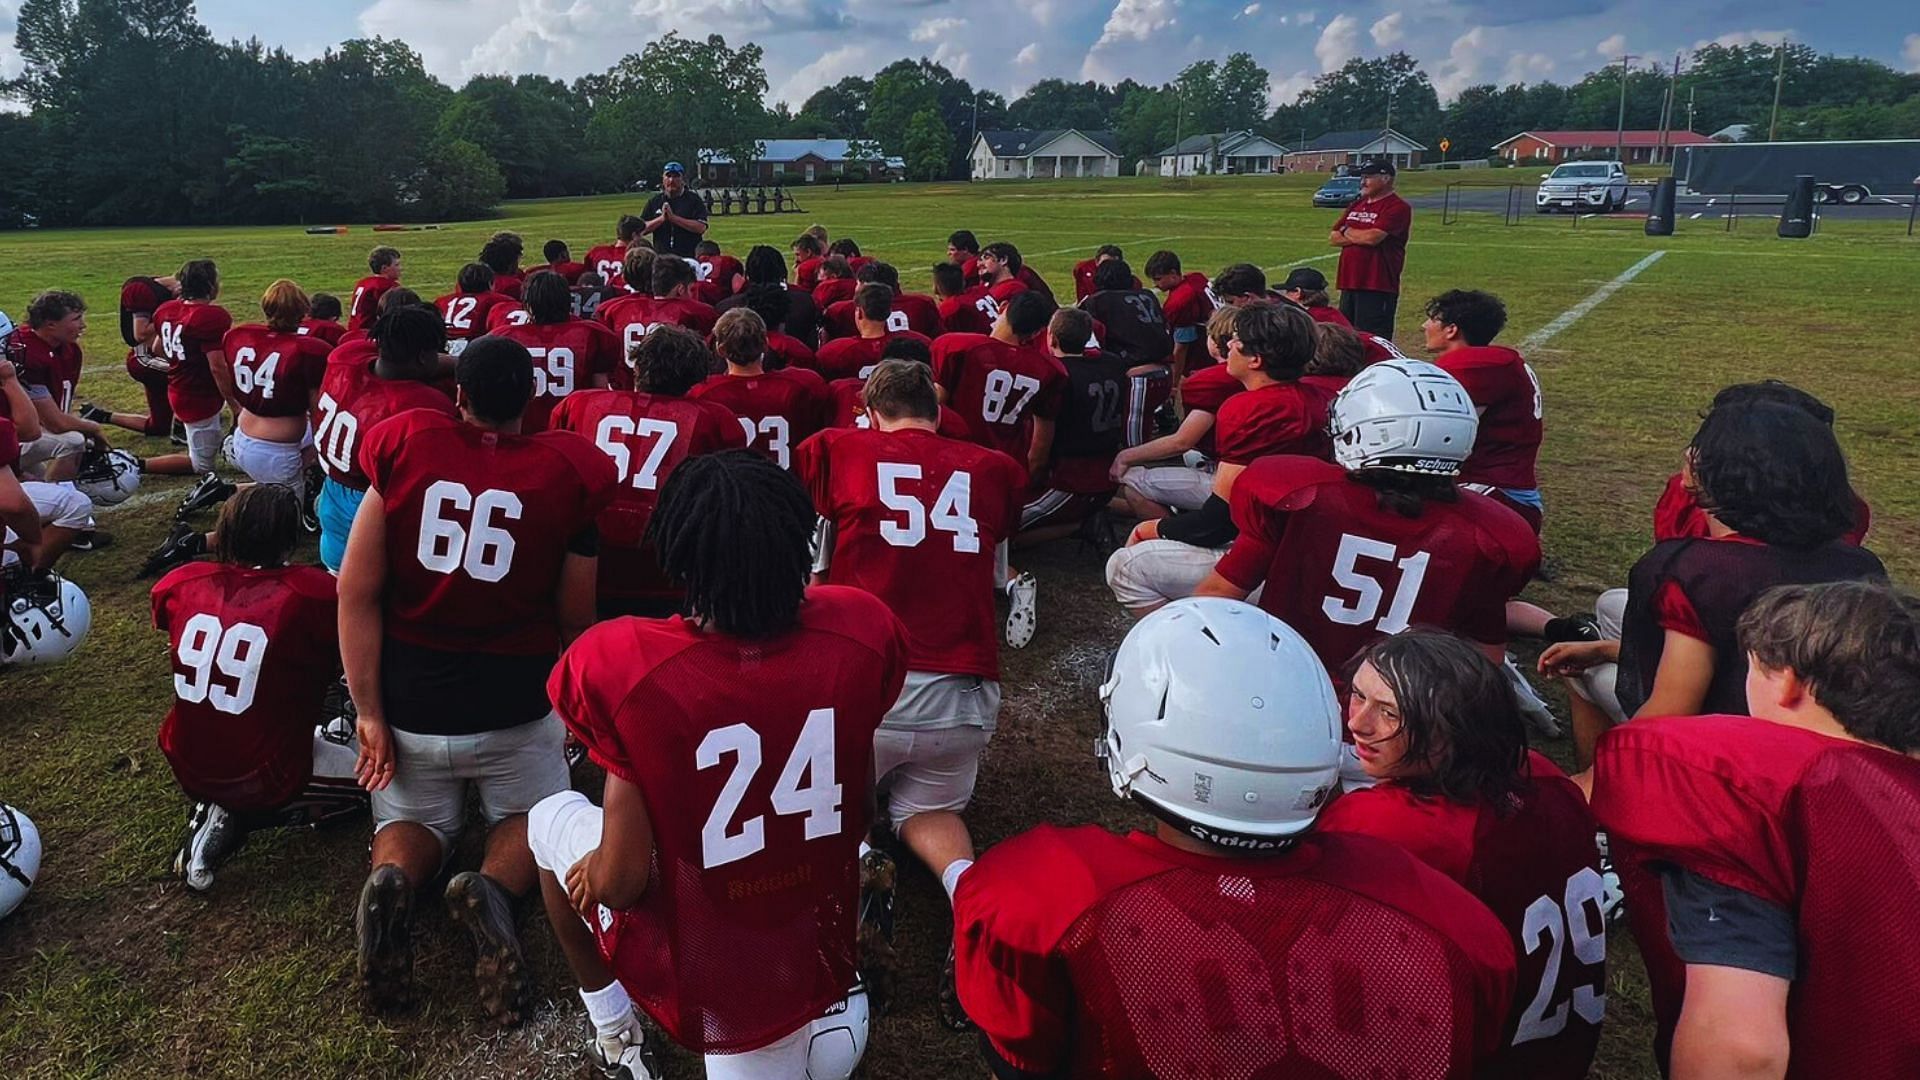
[
  {"xmin": 1689, "ymin": 400, "xmax": 1857, "ymax": 550},
  {"xmin": 648, "ymin": 450, "xmax": 815, "ymax": 639},
  {"xmin": 479, "ymin": 232, "xmax": 523, "ymax": 277},
  {"xmin": 1350, "ymin": 630, "xmax": 1531, "ymax": 808},
  {"xmin": 373, "ymin": 303, "xmax": 446, "ymax": 374},
  {"xmin": 632, "ymin": 324, "xmax": 717, "ymax": 396},
  {"xmin": 522, "ymin": 270, "xmax": 571, "ymax": 324},
  {"xmin": 456, "ymin": 262, "xmax": 496, "ymax": 294},
  {"xmin": 260, "ymin": 279, "xmax": 311, "ymax": 333},
  {"xmin": 214, "ymin": 483, "xmax": 301, "ymax": 568}
]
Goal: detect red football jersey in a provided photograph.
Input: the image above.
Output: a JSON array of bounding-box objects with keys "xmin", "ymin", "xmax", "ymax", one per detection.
[
  {"xmin": 1179, "ymin": 364, "xmax": 1243, "ymax": 458},
  {"xmin": 549, "ymin": 589, "xmax": 909, "ymax": 1053},
  {"xmin": 766, "ymin": 331, "xmax": 818, "ymax": 373},
  {"xmin": 10, "ymin": 328, "xmax": 82, "ymax": 412},
  {"xmin": 1217, "ymin": 457, "xmax": 1541, "ymax": 682},
  {"xmin": 491, "ymin": 273, "xmax": 525, "ymax": 301},
  {"xmin": 434, "ymin": 290, "xmax": 517, "ymax": 349},
  {"xmin": 549, "ymin": 388, "xmax": 746, "ymax": 600},
  {"xmin": 1161, "ymin": 272, "xmax": 1215, "ymax": 337},
  {"xmin": 493, "ymin": 319, "xmax": 624, "ymax": 433},
  {"xmin": 823, "ymin": 379, "xmax": 976, "ymax": 442},
  {"xmin": 1212, "ymin": 380, "xmax": 1335, "ymax": 465},
  {"xmin": 297, "ymin": 318, "xmax": 346, "ymax": 345},
  {"xmin": 1318, "ymin": 752, "xmax": 1605, "ymax": 1079},
  {"xmin": 219, "ymin": 325, "xmax": 332, "ymax": 418},
  {"xmin": 814, "ymin": 331, "xmax": 933, "ymax": 382},
  {"xmin": 1431, "ymin": 345, "xmax": 1542, "ymax": 490},
  {"xmin": 932, "ymin": 334, "xmax": 1069, "ymax": 463},
  {"xmin": 152, "ymin": 563, "xmax": 340, "ymax": 812},
  {"xmin": 987, "ymin": 278, "xmax": 1028, "ymax": 307},
  {"xmin": 529, "ymin": 260, "xmax": 588, "ymax": 284},
  {"xmin": 1653, "ymin": 471, "xmax": 1871, "ymax": 546},
  {"xmin": 0, "ymin": 416, "xmax": 17, "ymax": 473},
  {"xmin": 311, "ymin": 344, "xmax": 458, "ymax": 490},
  {"xmin": 348, "ymin": 275, "xmax": 398, "ymax": 333},
  {"xmin": 796, "ymin": 426, "xmax": 1024, "ymax": 678},
  {"xmin": 689, "ymin": 368, "xmax": 829, "ymax": 469},
  {"xmin": 954, "ymin": 825, "xmax": 1517, "ymax": 1079},
  {"xmin": 1306, "ymin": 303, "xmax": 1352, "ymax": 328},
  {"xmin": 812, "ymin": 278, "xmax": 858, "ymax": 310},
  {"xmin": 359, "ymin": 409, "xmax": 617, "ymax": 653},
  {"xmin": 485, "ymin": 303, "xmax": 532, "ymax": 334},
  {"xmin": 153, "ymin": 299, "xmax": 235, "ymax": 421},
  {"xmin": 1360, "ymin": 330, "xmax": 1408, "ymax": 365},
  {"xmin": 694, "ymin": 254, "xmax": 742, "ymax": 295},
  {"xmin": 584, "ymin": 244, "xmax": 628, "ymax": 287},
  {"xmin": 598, "ymin": 294, "xmax": 719, "ymax": 364},
  {"xmin": 1593, "ymin": 715, "xmax": 1920, "ymax": 1077},
  {"xmin": 938, "ymin": 289, "xmax": 998, "ymax": 336},
  {"xmin": 820, "ymin": 293, "xmax": 944, "ymax": 341},
  {"xmin": 793, "ymin": 256, "xmax": 824, "ymax": 289}
]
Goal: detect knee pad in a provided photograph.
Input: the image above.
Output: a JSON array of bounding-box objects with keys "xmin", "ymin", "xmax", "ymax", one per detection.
[{"xmin": 804, "ymin": 986, "xmax": 869, "ymax": 1080}]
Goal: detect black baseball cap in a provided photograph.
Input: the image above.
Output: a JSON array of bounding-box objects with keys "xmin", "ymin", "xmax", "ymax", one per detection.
[
  {"xmin": 1355, "ymin": 159, "xmax": 1396, "ymax": 176},
  {"xmin": 1281, "ymin": 267, "xmax": 1328, "ymax": 292}
]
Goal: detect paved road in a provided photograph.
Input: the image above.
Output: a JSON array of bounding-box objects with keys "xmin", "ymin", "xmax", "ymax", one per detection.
[{"xmin": 1401, "ymin": 186, "xmax": 1918, "ymax": 221}]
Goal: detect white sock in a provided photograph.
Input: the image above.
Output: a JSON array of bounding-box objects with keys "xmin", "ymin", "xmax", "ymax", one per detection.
[
  {"xmin": 941, "ymin": 858, "xmax": 974, "ymax": 901},
  {"xmin": 859, "ymin": 840, "xmax": 872, "ymax": 860},
  {"xmin": 580, "ymin": 980, "xmax": 634, "ymax": 1036}
]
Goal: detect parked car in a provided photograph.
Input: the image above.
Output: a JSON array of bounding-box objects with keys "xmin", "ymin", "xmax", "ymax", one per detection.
[
  {"xmin": 1536, "ymin": 161, "xmax": 1629, "ymax": 212},
  {"xmin": 1312, "ymin": 176, "xmax": 1363, "ymax": 207}
]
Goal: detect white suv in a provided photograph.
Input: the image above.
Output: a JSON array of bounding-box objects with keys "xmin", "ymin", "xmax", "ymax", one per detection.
[{"xmin": 1536, "ymin": 161, "xmax": 1629, "ymax": 213}]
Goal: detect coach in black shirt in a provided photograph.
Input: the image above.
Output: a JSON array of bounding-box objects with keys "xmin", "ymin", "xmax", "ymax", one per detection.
[{"xmin": 641, "ymin": 161, "xmax": 708, "ymax": 257}]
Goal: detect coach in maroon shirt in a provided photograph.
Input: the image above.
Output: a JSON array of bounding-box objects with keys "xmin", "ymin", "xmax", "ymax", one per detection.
[{"xmin": 1328, "ymin": 160, "xmax": 1412, "ymax": 338}]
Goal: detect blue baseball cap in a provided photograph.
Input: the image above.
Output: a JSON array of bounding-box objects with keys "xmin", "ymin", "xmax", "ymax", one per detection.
[{"xmin": 663, "ymin": 161, "xmax": 685, "ymax": 174}]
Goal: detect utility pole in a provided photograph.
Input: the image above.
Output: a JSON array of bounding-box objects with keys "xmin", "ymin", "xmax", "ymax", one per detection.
[
  {"xmin": 1657, "ymin": 52, "xmax": 1681, "ymax": 163},
  {"xmin": 1172, "ymin": 87, "xmax": 1186, "ymax": 178},
  {"xmin": 1614, "ymin": 53, "xmax": 1637, "ymax": 162},
  {"xmin": 1686, "ymin": 86, "xmax": 1695, "ymax": 136},
  {"xmin": 1385, "ymin": 83, "xmax": 1395, "ymax": 134},
  {"xmin": 968, "ymin": 92, "xmax": 980, "ymax": 178},
  {"xmin": 1767, "ymin": 41, "xmax": 1787, "ymax": 141}
]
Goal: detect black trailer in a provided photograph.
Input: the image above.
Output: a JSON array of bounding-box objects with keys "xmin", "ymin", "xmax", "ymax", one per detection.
[{"xmin": 1673, "ymin": 140, "xmax": 1920, "ymax": 204}]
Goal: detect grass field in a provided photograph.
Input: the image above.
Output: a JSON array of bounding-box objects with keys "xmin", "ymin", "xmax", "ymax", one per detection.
[{"xmin": 1, "ymin": 172, "xmax": 1916, "ymax": 1079}]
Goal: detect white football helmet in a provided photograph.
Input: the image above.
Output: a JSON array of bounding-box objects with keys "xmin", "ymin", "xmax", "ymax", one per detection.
[
  {"xmin": 2, "ymin": 572, "xmax": 92, "ymax": 666},
  {"xmin": 1329, "ymin": 358, "xmax": 1479, "ymax": 476},
  {"xmin": 1098, "ymin": 598, "xmax": 1342, "ymax": 849},
  {"xmin": 76, "ymin": 447, "xmax": 142, "ymax": 505},
  {"xmin": 1, "ymin": 803, "xmax": 40, "ymax": 920}
]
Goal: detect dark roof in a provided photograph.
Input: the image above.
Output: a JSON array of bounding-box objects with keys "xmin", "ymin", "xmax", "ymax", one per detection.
[
  {"xmin": 1155, "ymin": 130, "xmax": 1291, "ymax": 158},
  {"xmin": 1297, "ymin": 127, "xmax": 1428, "ymax": 152},
  {"xmin": 1495, "ymin": 129, "xmax": 1715, "ymax": 149},
  {"xmin": 978, "ymin": 129, "xmax": 1121, "ymax": 157}
]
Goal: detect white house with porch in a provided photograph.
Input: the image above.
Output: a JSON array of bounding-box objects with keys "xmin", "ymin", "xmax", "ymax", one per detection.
[
  {"xmin": 1149, "ymin": 130, "xmax": 1291, "ymax": 176},
  {"xmin": 968, "ymin": 129, "xmax": 1123, "ymax": 180}
]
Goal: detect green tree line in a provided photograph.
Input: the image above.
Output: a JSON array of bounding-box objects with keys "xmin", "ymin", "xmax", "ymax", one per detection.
[{"xmin": 4, "ymin": 1, "xmax": 1916, "ymax": 227}]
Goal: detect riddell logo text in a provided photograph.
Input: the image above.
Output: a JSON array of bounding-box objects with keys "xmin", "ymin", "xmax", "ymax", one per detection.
[{"xmin": 1189, "ymin": 825, "xmax": 1287, "ymax": 851}]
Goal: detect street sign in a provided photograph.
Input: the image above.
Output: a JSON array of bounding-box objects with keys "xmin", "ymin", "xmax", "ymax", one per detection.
[{"xmin": 1439, "ymin": 138, "xmax": 1451, "ymax": 153}]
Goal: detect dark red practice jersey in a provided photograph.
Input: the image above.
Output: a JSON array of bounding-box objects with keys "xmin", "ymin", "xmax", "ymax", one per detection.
[
  {"xmin": 812, "ymin": 278, "xmax": 858, "ymax": 310},
  {"xmin": 550, "ymin": 589, "xmax": 908, "ymax": 1053},
  {"xmin": 219, "ymin": 325, "xmax": 332, "ymax": 418},
  {"xmin": 358, "ymin": 409, "xmax": 616, "ymax": 653},
  {"xmin": 813, "ymin": 331, "xmax": 933, "ymax": 382},
  {"xmin": 1653, "ymin": 471, "xmax": 1871, "ymax": 546},
  {"xmin": 1431, "ymin": 345, "xmax": 1542, "ymax": 491},
  {"xmin": 584, "ymin": 244, "xmax": 628, "ymax": 288},
  {"xmin": 492, "ymin": 319, "xmax": 624, "ymax": 433},
  {"xmin": 0, "ymin": 416, "xmax": 17, "ymax": 472},
  {"xmin": 986, "ymin": 278, "xmax": 1028, "ymax": 308},
  {"xmin": 823, "ymin": 379, "xmax": 975, "ymax": 442},
  {"xmin": 1179, "ymin": 364, "xmax": 1243, "ymax": 458},
  {"xmin": 1319, "ymin": 752, "xmax": 1605, "ymax": 1079},
  {"xmin": 119, "ymin": 276, "xmax": 174, "ymax": 346},
  {"xmin": 598, "ymin": 294, "xmax": 719, "ymax": 365},
  {"xmin": 1161, "ymin": 272, "xmax": 1215, "ymax": 337},
  {"xmin": 1360, "ymin": 331, "xmax": 1408, "ymax": 364},
  {"xmin": 9, "ymin": 328, "xmax": 82, "ymax": 412},
  {"xmin": 491, "ymin": 273, "xmax": 525, "ymax": 301},
  {"xmin": 434, "ymin": 290, "xmax": 517, "ymax": 350},
  {"xmin": 1073, "ymin": 259, "xmax": 1141, "ymax": 302},
  {"xmin": 552, "ymin": 386, "xmax": 744, "ymax": 595},
  {"xmin": 694, "ymin": 253, "xmax": 742, "ymax": 295},
  {"xmin": 311, "ymin": 343, "xmax": 457, "ymax": 491},
  {"xmin": 153, "ymin": 563, "xmax": 340, "ymax": 812},
  {"xmin": 954, "ymin": 825, "xmax": 1517, "ymax": 1080},
  {"xmin": 529, "ymin": 260, "xmax": 588, "ymax": 284},
  {"xmin": 549, "ymin": 388, "xmax": 745, "ymax": 600},
  {"xmin": 348, "ymin": 275, "xmax": 398, "ymax": 333},
  {"xmin": 1334, "ymin": 193, "xmax": 1413, "ymax": 294},
  {"xmin": 1306, "ymin": 303, "xmax": 1352, "ymax": 328},
  {"xmin": 1211, "ymin": 380, "xmax": 1335, "ymax": 465},
  {"xmin": 1216, "ymin": 457, "xmax": 1540, "ymax": 682},
  {"xmin": 484, "ymin": 303, "xmax": 532, "ymax": 334},
  {"xmin": 766, "ymin": 331, "xmax": 817, "ymax": 373},
  {"xmin": 820, "ymin": 293, "xmax": 944, "ymax": 341},
  {"xmin": 797, "ymin": 426, "xmax": 1024, "ymax": 679},
  {"xmin": 690, "ymin": 368, "xmax": 829, "ymax": 469},
  {"xmin": 793, "ymin": 256, "xmax": 824, "ymax": 289},
  {"xmin": 298, "ymin": 318, "xmax": 346, "ymax": 345},
  {"xmin": 932, "ymin": 333, "xmax": 1068, "ymax": 463},
  {"xmin": 1593, "ymin": 715, "xmax": 1920, "ymax": 1078},
  {"xmin": 937, "ymin": 289, "xmax": 998, "ymax": 336},
  {"xmin": 153, "ymin": 299, "xmax": 235, "ymax": 422}
]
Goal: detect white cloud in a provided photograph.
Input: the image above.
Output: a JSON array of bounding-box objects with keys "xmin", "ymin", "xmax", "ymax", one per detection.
[
  {"xmin": 772, "ymin": 42, "xmax": 873, "ymax": 106},
  {"xmin": 1092, "ymin": 0, "xmax": 1180, "ymax": 50},
  {"xmin": 911, "ymin": 16, "xmax": 966, "ymax": 43},
  {"xmin": 1297, "ymin": 10, "xmax": 1318, "ymax": 26},
  {"xmin": 1502, "ymin": 50, "xmax": 1557, "ymax": 84},
  {"xmin": 1595, "ymin": 33, "xmax": 1626, "ymax": 58},
  {"xmin": 1268, "ymin": 70, "xmax": 1316, "ymax": 109},
  {"xmin": 1240, "ymin": 3, "xmax": 1261, "ymax": 15},
  {"xmin": 1315, "ymin": 13, "xmax": 1361, "ymax": 72},
  {"xmin": 1370, "ymin": 12, "xmax": 1405, "ymax": 47},
  {"xmin": 1906, "ymin": 34, "xmax": 1920, "ymax": 74},
  {"xmin": 1015, "ymin": 42, "xmax": 1041, "ymax": 65},
  {"xmin": 1694, "ymin": 28, "xmax": 1791, "ymax": 50},
  {"xmin": 1432, "ymin": 26, "xmax": 1487, "ymax": 99}
]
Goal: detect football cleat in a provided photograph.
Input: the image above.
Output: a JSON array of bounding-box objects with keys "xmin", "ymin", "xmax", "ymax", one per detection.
[
  {"xmin": 173, "ymin": 801, "xmax": 241, "ymax": 892},
  {"xmin": 856, "ymin": 848, "xmax": 899, "ymax": 1016},
  {"xmin": 169, "ymin": 420, "xmax": 188, "ymax": 447},
  {"xmin": 140, "ymin": 521, "xmax": 206, "ymax": 577},
  {"xmin": 445, "ymin": 871, "xmax": 528, "ymax": 1027},
  {"xmin": 1004, "ymin": 572, "xmax": 1038, "ymax": 649},
  {"xmin": 1543, "ymin": 613, "xmax": 1602, "ymax": 645},
  {"xmin": 589, "ymin": 1011, "xmax": 663, "ymax": 1080},
  {"xmin": 300, "ymin": 464, "xmax": 324, "ymax": 533},
  {"xmin": 356, "ymin": 864, "xmax": 416, "ymax": 1014},
  {"xmin": 176, "ymin": 473, "xmax": 236, "ymax": 518},
  {"xmin": 1595, "ymin": 831, "xmax": 1627, "ymax": 926},
  {"xmin": 68, "ymin": 530, "xmax": 113, "ymax": 553},
  {"xmin": 1504, "ymin": 655, "xmax": 1563, "ymax": 738},
  {"xmin": 937, "ymin": 943, "xmax": 973, "ymax": 1032}
]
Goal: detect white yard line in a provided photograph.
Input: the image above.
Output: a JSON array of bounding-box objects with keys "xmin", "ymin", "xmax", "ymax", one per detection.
[
  {"xmin": 1520, "ymin": 250, "xmax": 1667, "ymax": 352},
  {"xmin": 1260, "ymin": 251, "xmax": 1339, "ymax": 273},
  {"xmin": 93, "ymin": 488, "xmax": 184, "ymax": 515},
  {"xmin": 1026, "ymin": 234, "xmax": 1183, "ymax": 258},
  {"xmin": 1689, "ymin": 212, "xmax": 1703, "ymax": 220}
]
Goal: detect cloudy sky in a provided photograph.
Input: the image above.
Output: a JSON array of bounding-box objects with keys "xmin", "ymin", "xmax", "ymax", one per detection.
[{"xmin": 5, "ymin": 0, "xmax": 1917, "ymax": 109}]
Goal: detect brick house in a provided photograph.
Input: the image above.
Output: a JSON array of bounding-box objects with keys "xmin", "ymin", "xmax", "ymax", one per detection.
[{"xmin": 1493, "ymin": 130, "xmax": 1715, "ymax": 164}]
